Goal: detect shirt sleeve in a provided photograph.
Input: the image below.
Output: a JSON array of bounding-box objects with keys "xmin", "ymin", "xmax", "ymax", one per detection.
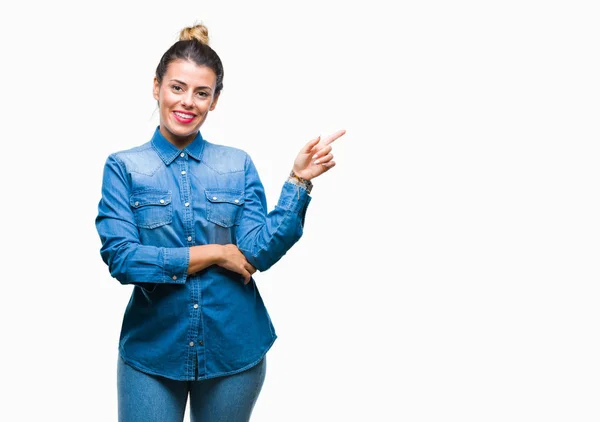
[
  {"xmin": 95, "ymin": 154, "xmax": 190, "ymax": 288},
  {"xmin": 236, "ymin": 154, "xmax": 311, "ymax": 272}
]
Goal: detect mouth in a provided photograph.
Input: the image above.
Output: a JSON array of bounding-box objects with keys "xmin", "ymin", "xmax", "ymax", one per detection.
[{"xmin": 173, "ymin": 111, "xmax": 196, "ymax": 124}]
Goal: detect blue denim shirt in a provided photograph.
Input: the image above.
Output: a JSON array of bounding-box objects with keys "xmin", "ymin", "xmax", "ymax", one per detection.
[{"xmin": 96, "ymin": 127, "xmax": 311, "ymax": 381}]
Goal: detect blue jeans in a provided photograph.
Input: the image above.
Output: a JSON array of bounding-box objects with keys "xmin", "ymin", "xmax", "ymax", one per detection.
[{"xmin": 117, "ymin": 354, "xmax": 267, "ymax": 422}]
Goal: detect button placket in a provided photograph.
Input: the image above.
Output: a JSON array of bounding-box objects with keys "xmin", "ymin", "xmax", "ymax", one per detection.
[{"xmin": 177, "ymin": 156, "xmax": 204, "ymax": 376}]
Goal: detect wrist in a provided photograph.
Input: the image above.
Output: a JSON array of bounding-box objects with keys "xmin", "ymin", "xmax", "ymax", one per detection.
[
  {"xmin": 188, "ymin": 245, "xmax": 223, "ymax": 274},
  {"xmin": 213, "ymin": 245, "xmax": 226, "ymax": 266},
  {"xmin": 288, "ymin": 170, "xmax": 313, "ymax": 193},
  {"xmin": 194, "ymin": 244, "xmax": 223, "ymax": 266}
]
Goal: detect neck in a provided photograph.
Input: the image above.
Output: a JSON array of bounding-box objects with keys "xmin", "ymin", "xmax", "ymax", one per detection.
[{"xmin": 161, "ymin": 126, "xmax": 198, "ymax": 149}]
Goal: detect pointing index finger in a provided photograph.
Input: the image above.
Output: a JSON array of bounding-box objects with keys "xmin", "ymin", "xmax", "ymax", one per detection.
[{"xmin": 322, "ymin": 129, "xmax": 346, "ymax": 146}]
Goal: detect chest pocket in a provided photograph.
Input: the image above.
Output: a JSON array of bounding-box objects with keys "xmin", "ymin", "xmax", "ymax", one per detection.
[
  {"xmin": 130, "ymin": 190, "xmax": 173, "ymax": 229},
  {"xmin": 205, "ymin": 189, "xmax": 245, "ymax": 228}
]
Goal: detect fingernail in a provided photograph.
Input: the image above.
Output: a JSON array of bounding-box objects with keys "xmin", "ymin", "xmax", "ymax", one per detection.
[
  {"xmin": 312, "ymin": 154, "xmax": 318, "ymax": 159},
  {"xmin": 314, "ymin": 159, "xmax": 320, "ymax": 164}
]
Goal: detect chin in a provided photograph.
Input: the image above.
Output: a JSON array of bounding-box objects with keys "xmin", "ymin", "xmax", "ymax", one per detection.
[{"xmin": 166, "ymin": 122, "xmax": 199, "ymax": 138}]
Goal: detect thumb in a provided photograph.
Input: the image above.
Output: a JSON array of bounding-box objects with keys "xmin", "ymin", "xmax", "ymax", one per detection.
[{"xmin": 301, "ymin": 135, "xmax": 321, "ymax": 153}]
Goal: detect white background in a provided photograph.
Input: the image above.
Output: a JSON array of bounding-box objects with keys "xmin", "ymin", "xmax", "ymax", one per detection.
[{"xmin": 1, "ymin": 0, "xmax": 599, "ymax": 421}]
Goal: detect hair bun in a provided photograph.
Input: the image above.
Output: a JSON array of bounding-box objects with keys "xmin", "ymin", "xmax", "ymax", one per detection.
[{"xmin": 179, "ymin": 24, "xmax": 210, "ymax": 45}]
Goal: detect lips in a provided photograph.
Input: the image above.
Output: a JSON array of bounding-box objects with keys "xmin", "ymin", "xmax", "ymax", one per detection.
[{"xmin": 173, "ymin": 111, "xmax": 196, "ymax": 124}]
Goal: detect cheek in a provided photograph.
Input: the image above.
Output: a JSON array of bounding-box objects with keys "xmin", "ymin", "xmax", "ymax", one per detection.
[
  {"xmin": 196, "ymin": 101, "xmax": 211, "ymax": 114},
  {"xmin": 159, "ymin": 92, "xmax": 176, "ymax": 112}
]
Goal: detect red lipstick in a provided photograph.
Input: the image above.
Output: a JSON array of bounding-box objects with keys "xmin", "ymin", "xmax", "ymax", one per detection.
[{"xmin": 173, "ymin": 111, "xmax": 196, "ymax": 124}]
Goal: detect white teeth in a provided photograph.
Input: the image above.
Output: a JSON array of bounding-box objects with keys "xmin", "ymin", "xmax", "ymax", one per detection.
[{"xmin": 174, "ymin": 112, "xmax": 194, "ymax": 119}]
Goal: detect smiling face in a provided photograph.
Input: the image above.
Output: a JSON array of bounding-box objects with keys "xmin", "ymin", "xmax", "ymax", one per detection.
[{"xmin": 153, "ymin": 59, "xmax": 219, "ymax": 147}]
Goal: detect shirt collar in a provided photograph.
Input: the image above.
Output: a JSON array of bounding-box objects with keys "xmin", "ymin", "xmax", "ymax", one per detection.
[{"xmin": 151, "ymin": 126, "xmax": 206, "ymax": 165}]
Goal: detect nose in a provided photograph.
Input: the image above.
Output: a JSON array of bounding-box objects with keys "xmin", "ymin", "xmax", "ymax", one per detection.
[{"xmin": 180, "ymin": 93, "xmax": 194, "ymax": 108}]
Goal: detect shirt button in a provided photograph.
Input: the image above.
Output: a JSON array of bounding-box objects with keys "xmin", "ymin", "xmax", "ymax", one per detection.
[
  {"xmin": 234, "ymin": 199, "xmax": 239, "ymax": 203},
  {"xmin": 181, "ymin": 170, "xmax": 186, "ymax": 175},
  {"xmin": 187, "ymin": 236, "xmax": 192, "ymax": 242},
  {"xmin": 193, "ymin": 304, "xmax": 199, "ymax": 309},
  {"xmin": 184, "ymin": 202, "xmax": 190, "ymax": 207},
  {"xmin": 172, "ymin": 275, "xmax": 177, "ymax": 280},
  {"xmin": 159, "ymin": 199, "xmax": 165, "ymax": 204},
  {"xmin": 199, "ymin": 341, "xmax": 203, "ymax": 346},
  {"xmin": 189, "ymin": 341, "xmax": 194, "ymax": 347},
  {"xmin": 134, "ymin": 201, "xmax": 139, "ymax": 207},
  {"xmin": 212, "ymin": 196, "xmax": 217, "ymax": 200},
  {"xmin": 180, "ymin": 153, "xmax": 185, "ymax": 157}
]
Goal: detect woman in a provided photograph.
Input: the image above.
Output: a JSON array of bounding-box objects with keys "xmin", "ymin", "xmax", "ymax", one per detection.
[{"xmin": 96, "ymin": 23, "xmax": 345, "ymax": 421}]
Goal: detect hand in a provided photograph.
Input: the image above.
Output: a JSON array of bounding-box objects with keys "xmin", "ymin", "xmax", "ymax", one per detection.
[
  {"xmin": 293, "ymin": 129, "xmax": 346, "ymax": 181},
  {"xmin": 217, "ymin": 244, "xmax": 257, "ymax": 284}
]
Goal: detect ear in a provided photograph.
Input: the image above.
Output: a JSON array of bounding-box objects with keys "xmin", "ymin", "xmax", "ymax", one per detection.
[
  {"xmin": 153, "ymin": 77, "xmax": 160, "ymax": 101},
  {"xmin": 209, "ymin": 93, "xmax": 220, "ymax": 111}
]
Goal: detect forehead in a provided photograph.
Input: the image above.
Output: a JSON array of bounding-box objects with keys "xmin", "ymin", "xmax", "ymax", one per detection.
[{"xmin": 164, "ymin": 59, "xmax": 217, "ymax": 87}]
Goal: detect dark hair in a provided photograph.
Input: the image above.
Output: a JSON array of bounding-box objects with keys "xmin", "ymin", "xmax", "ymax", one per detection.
[{"xmin": 155, "ymin": 24, "xmax": 224, "ymax": 96}]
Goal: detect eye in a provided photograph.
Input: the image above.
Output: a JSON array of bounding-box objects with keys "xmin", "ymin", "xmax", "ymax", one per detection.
[
  {"xmin": 196, "ymin": 91, "xmax": 209, "ymax": 98},
  {"xmin": 171, "ymin": 85, "xmax": 183, "ymax": 92}
]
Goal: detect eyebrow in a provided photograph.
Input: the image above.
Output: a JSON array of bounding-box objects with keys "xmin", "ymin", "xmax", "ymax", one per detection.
[{"xmin": 169, "ymin": 79, "xmax": 213, "ymax": 91}]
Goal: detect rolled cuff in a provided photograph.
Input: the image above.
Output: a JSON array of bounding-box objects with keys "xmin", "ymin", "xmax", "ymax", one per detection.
[
  {"xmin": 163, "ymin": 247, "xmax": 190, "ymax": 284},
  {"xmin": 279, "ymin": 181, "xmax": 312, "ymax": 215}
]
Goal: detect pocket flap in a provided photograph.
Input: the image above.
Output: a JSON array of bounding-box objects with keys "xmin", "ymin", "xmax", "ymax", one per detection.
[
  {"xmin": 130, "ymin": 190, "xmax": 172, "ymax": 208},
  {"xmin": 205, "ymin": 189, "xmax": 245, "ymax": 205}
]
